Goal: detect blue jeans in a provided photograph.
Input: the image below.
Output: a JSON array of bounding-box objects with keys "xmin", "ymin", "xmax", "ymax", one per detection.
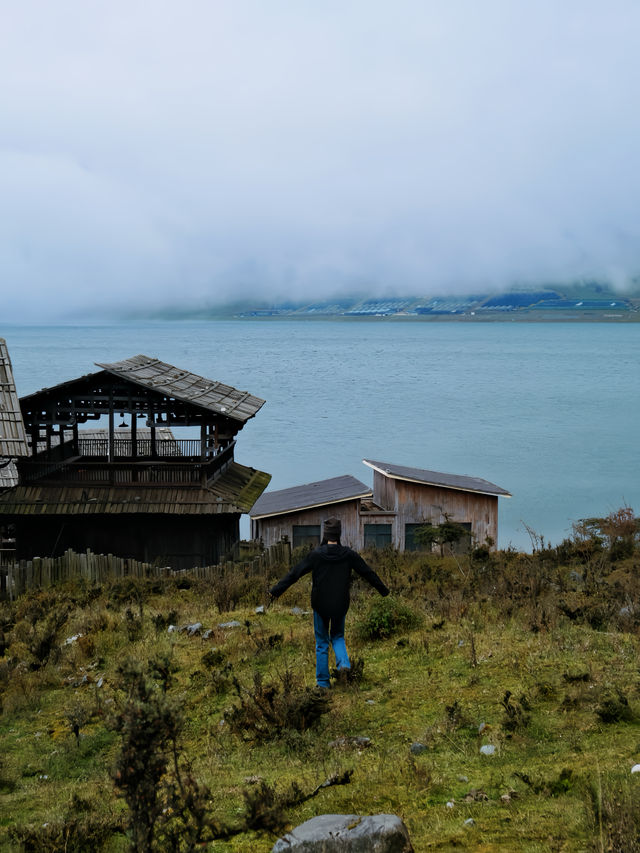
[{"xmin": 313, "ymin": 611, "xmax": 350, "ymax": 688}]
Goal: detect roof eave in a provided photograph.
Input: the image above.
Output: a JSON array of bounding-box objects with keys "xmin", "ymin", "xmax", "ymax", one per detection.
[
  {"xmin": 362, "ymin": 460, "xmax": 511, "ymax": 498},
  {"xmin": 251, "ymin": 490, "xmax": 373, "ymax": 520}
]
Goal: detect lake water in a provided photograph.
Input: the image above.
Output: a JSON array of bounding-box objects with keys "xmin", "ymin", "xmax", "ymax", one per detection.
[{"xmin": 2, "ymin": 320, "xmax": 639, "ymax": 551}]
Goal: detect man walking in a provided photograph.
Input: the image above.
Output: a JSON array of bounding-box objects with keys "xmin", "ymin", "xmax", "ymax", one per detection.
[{"xmin": 269, "ymin": 517, "xmax": 390, "ymax": 689}]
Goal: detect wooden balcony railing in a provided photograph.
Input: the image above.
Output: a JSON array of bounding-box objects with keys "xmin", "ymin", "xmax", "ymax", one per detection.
[{"xmin": 17, "ymin": 439, "xmax": 235, "ymax": 487}]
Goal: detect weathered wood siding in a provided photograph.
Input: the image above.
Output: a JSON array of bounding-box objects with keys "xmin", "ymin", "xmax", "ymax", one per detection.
[
  {"xmin": 391, "ymin": 480, "xmax": 499, "ymax": 549},
  {"xmin": 254, "ymin": 479, "xmax": 501, "ymax": 553},
  {"xmin": 373, "ymin": 470, "xmax": 397, "ymax": 511},
  {"xmin": 252, "ymin": 500, "xmax": 362, "ymax": 549},
  {"xmin": 1, "ymin": 540, "xmax": 291, "ymax": 601}
]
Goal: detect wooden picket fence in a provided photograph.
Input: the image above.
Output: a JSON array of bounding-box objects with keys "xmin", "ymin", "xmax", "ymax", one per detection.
[{"xmin": 0, "ymin": 540, "xmax": 291, "ymax": 601}]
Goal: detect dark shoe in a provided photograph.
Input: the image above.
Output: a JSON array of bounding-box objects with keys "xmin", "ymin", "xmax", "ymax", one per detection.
[{"xmin": 334, "ymin": 668, "xmax": 351, "ymax": 686}]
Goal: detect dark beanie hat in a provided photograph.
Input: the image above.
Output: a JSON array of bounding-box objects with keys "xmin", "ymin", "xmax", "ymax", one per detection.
[{"xmin": 323, "ymin": 517, "xmax": 342, "ymax": 542}]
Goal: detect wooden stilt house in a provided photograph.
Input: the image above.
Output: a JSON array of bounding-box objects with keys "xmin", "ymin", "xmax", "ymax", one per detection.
[{"xmin": 0, "ymin": 349, "xmax": 271, "ymax": 568}]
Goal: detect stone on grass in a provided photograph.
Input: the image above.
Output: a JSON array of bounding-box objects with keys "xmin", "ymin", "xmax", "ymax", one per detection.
[
  {"xmin": 631, "ymin": 764, "xmax": 640, "ymax": 774},
  {"xmin": 218, "ymin": 620, "xmax": 243, "ymax": 629},
  {"xmin": 479, "ymin": 744, "xmax": 496, "ymax": 756},
  {"xmin": 271, "ymin": 814, "xmax": 413, "ymax": 852},
  {"xmin": 329, "ymin": 736, "xmax": 371, "ymax": 750},
  {"xmin": 410, "ymin": 742, "xmax": 427, "ymax": 755}
]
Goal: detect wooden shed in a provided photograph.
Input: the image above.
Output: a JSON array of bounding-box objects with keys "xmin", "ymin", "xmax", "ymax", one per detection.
[
  {"xmin": 250, "ymin": 460, "xmax": 510, "ymax": 553},
  {"xmin": 362, "ymin": 459, "xmax": 511, "ymax": 551},
  {"xmin": 250, "ymin": 475, "xmax": 372, "ymax": 549},
  {"xmin": 0, "ymin": 349, "xmax": 271, "ymax": 568}
]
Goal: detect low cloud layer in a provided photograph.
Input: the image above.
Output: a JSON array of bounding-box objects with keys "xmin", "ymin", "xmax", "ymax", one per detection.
[{"xmin": 2, "ymin": 1, "xmax": 640, "ymax": 320}]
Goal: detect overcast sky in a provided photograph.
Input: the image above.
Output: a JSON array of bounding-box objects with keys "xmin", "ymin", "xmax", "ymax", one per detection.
[{"xmin": 2, "ymin": 1, "xmax": 640, "ymax": 320}]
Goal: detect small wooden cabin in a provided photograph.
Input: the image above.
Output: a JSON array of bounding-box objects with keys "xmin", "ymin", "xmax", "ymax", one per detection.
[
  {"xmin": 0, "ymin": 347, "xmax": 271, "ymax": 568},
  {"xmin": 250, "ymin": 475, "xmax": 372, "ymax": 549},
  {"xmin": 362, "ymin": 459, "xmax": 511, "ymax": 550},
  {"xmin": 251, "ymin": 460, "xmax": 511, "ymax": 552}
]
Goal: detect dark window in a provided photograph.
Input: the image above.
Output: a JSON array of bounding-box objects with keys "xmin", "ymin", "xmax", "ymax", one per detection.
[
  {"xmin": 451, "ymin": 522, "xmax": 472, "ymax": 554},
  {"xmin": 364, "ymin": 523, "xmax": 392, "ymax": 549},
  {"xmin": 405, "ymin": 523, "xmax": 428, "ymax": 552},
  {"xmin": 292, "ymin": 525, "xmax": 321, "ymax": 549}
]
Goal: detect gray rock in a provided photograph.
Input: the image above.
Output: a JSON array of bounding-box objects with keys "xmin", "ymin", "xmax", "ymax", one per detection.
[
  {"xmin": 464, "ymin": 818, "xmax": 475, "ymax": 827},
  {"xmin": 410, "ymin": 742, "xmax": 427, "ymax": 755},
  {"xmin": 218, "ymin": 620, "xmax": 243, "ymax": 629},
  {"xmin": 185, "ymin": 622, "xmax": 202, "ymax": 636},
  {"xmin": 255, "ymin": 605, "xmax": 266, "ymax": 614},
  {"xmin": 167, "ymin": 624, "xmax": 178, "ymax": 633},
  {"xmin": 271, "ymin": 814, "xmax": 413, "ymax": 852},
  {"xmin": 329, "ymin": 736, "xmax": 371, "ymax": 750},
  {"xmin": 290, "ymin": 606, "xmax": 305, "ymax": 616},
  {"xmin": 202, "ymin": 629, "xmax": 214, "ymax": 639},
  {"xmin": 569, "ymin": 570, "xmax": 584, "ymax": 584},
  {"xmin": 479, "ymin": 744, "xmax": 496, "ymax": 756}
]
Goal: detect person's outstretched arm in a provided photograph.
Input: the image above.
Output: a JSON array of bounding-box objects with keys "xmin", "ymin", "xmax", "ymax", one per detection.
[
  {"xmin": 351, "ymin": 552, "xmax": 390, "ymax": 596},
  {"xmin": 269, "ymin": 552, "xmax": 315, "ymax": 599}
]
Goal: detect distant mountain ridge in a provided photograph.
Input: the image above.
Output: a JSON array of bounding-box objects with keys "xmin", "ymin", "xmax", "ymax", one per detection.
[
  {"xmin": 124, "ymin": 283, "xmax": 640, "ymax": 321},
  {"xmin": 224, "ymin": 284, "xmax": 640, "ymax": 319}
]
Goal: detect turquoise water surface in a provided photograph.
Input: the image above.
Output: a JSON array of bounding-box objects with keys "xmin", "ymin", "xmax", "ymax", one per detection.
[{"xmin": 3, "ymin": 320, "xmax": 639, "ymax": 550}]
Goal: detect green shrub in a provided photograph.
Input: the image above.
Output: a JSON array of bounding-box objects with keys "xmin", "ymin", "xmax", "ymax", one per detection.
[{"xmin": 355, "ymin": 596, "xmax": 423, "ymax": 640}]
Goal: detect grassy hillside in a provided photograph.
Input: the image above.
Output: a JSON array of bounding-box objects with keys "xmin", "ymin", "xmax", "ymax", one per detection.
[{"xmin": 2, "ymin": 518, "xmax": 640, "ymax": 852}]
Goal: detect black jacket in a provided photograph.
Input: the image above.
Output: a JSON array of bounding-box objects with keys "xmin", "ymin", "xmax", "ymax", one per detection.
[{"xmin": 269, "ymin": 544, "xmax": 389, "ymax": 620}]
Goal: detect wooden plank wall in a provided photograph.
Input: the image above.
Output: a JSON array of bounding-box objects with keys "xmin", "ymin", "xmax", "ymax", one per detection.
[
  {"xmin": 393, "ymin": 481, "xmax": 498, "ymax": 549},
  {"xmin": 254, "ymin": 500, "xmax": 362, "ymax": 549},
  {"xmin": 0, "ymin": 540, "xmax": 291, "ymax": 601}
]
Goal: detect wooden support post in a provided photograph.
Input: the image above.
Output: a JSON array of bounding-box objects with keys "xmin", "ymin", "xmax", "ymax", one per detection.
[
  {"xmin": 150, "ymin": 409, "xmax": 157, "ymax": 459},
  {"xmin": 200, "ymin": 424, "xmax": 207, "ymax": 485},
  {"xmin": 131, "ymin": 413, "xmax": 138, "ymax": 481},
  {"xmin": 108, "ymin": 409, "xmax": 114, "ymax": 464}
]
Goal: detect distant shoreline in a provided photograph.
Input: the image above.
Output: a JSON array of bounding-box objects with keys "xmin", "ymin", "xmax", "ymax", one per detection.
[{"xmin": 224, "ymin": 312, "xmax": 640, "ymax": 323}]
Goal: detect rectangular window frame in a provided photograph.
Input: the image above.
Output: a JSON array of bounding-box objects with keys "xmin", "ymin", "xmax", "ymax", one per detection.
[
  {"xmin": 363, "ymin": 523, "xmax": 392, "ymax": 549},
  {"xmin": 292, "ymin": 524, "xmax": 321, "ymax": 549}
]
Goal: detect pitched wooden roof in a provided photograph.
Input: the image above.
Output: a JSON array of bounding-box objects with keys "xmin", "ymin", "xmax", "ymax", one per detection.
[
  {"xmin": 0, "ymin": 462, "xmax": 271, "ymax": 516},
  {"xmin": 19, "ymin": 354, "xmax": 266, "ymax": 425},
  {"xmin": 96, "ymin": 355, "xmax": 265, "ymax": 423},
  {"xmin": 363, "ymin": 459, "xmax": 511, "ymax": 497},
  {"xmin": 0, "ymin": 460, "xmax": 18, "ymax": 490},
  {"xmin": 0, "ymin": 339, "xmax": 29, "ymax": 458},
  {"xmin": 251, "ymin": 475, "xmax": 372, "ymax": 519}
]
